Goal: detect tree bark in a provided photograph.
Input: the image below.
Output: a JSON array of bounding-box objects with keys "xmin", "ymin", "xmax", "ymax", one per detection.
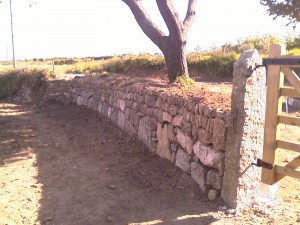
[
  {"xmin": 121, "ymin": 0, "xmax": 197, "ymax": 82},
  {"xmin": 161, "ymin": 37, "xmax": 188, "ymax": 82}
]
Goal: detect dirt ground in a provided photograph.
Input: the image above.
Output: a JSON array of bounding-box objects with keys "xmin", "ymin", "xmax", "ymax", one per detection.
[{"xmin": 0, "ymin": 100, "xmax": 300, "ymax": 225}]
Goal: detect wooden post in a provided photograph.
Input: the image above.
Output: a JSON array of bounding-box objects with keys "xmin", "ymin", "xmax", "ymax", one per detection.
[{"xmin": 261, "ymin": 44, "xmax": 286, "ymax": 185}]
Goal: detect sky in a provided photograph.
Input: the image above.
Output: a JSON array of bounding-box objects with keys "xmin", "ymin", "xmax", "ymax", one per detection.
[{"xmin": 0, "ymin": 0, "xmax": 299, "ymax": 60}]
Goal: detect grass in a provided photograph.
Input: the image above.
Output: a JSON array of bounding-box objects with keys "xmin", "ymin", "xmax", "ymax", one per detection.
[
  {"xmin": 175, "ymin": 76, "xmax": 196, "ymax": 89},
  {"xmin": 187, "ymin": 50, "xmax": 238, "ymax": 77},
  {"xmin": 63, "ymin": 51, "xmax": 237, "ymax": 78},
  {"xmin": 65, "ymin": 53, "xmax": 165, "ymax": 74},
  {"xmin": 0, "ymin": 41, "xmax": 298, "ymax": 98},
  {"xmin": 0, "ymin": 68, "xmax": 55, "ymax": 99}
]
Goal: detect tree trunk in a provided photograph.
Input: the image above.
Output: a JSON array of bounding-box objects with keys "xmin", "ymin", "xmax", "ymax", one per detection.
[
  {"xmin": 162, "ymin": 38, "xmax": 189, "ymax": 83},
  {"xmin": 121, "ymin": 0, "xmax": 197, "ymax": 83}
]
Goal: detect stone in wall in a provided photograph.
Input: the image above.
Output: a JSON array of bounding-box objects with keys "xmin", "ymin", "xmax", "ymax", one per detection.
[
  {"xmin": 181, "ymin": 121, "xmax": 192, "ymax": 136},
  {"xmin": 153, "ymin": 108, "xmax": 163, "ymax": 123},
  {"xmin": 103, "ymin": 103, "xmax": 110, "ymax": 117},
  {"xmin": 167, "ymin": 125, "xmax": 176, "ymax": 143},
  {"xmin": 87, "ymin": 97, "xmax": 96, "ymax": 110},
  {"xmin": 119, "ymin": 99, "xmax": 126, "ymax": 112},
  {"xmin": 198, "ymin": 128, "xmax": 213, "ymax": 145},
  {"xmin": 207, "ymin": 169, "xmax": 222, "ymax": 190},
  {"xmin": 156, "ymin": 123, "xmax": 172, "ymax": 161},
  {"xmin": 175, "ymin": 148, "xmax": 191, "ymax": 173},
  {"xmin": 213, "ymin": 118, "xmax": 227, "ymax": 151},
  {"xmin": 117, "ymin": 111, "xmax": 126, "ymax": 130},
  {"xmin": 208, "ymin": 189, "xmax": 219, "ymax": 201},
  {"xmin": 124, "ymin": 120, "xmax": 137, "ymax": 137},
  {"xmin": 169, "ymin": 106, "xmax": 178, "ymax": 115},
  {"xmin": 133, "ymin": 112, "xmax": 142, "ymax": 131},
  {"xmin": 191, "ymin": 162, "xmax": 208, "ymax": 192},
  {"xmin": 77, "ymin": 96, "xmax": 84, "ymax": 106},
  {"xmin": 162, "ymin": 112, "xmax": 172, "ymax": 122},
  {"xmin": 110, "ymin": 109, "xmax": 118, "ymax": 125},
  {"xmin": 125, "ymin": 108, "xmax": 131, "ymax": 120},
  {"xmin": 176, "ymin": 129, "xmax": 194, "ymax": 155},
  {"xmin": 193, "ymin": 141, "xmax": 225, "ymax": 175},
  {"xmin": 138, "ymin": 116, "xmax": 157, "ymax": 153},
  {"xmin": 97, "ymin": 102, "xmax": 102, "ymax": 114},
  {"xmin": 108, "ymin": 107, "xmax": 113, "ymax": 118},
  {"xmin": 172, "ymin": 115, "xmax": 183, "ymax": 127}
]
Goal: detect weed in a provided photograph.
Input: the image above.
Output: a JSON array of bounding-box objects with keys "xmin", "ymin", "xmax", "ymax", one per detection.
[
  {"xmin": 0, "ymin": 68, "xmax": 54, "ymax": 99},
  {"xmin": 175, "ymin": 75, "xmax": 195, "ymax": 89}
]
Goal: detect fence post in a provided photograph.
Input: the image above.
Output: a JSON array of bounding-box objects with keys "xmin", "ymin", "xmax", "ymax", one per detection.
[
  {"xmin": 261, "ymin": 44, "xmax": 286, "ymax": 185},
  {"xmin": 221, "ymin": 50, "xmax": 266, "ymax": 208}
]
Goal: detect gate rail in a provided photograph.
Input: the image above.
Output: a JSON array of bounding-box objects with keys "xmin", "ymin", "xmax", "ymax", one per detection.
[{"xmin": 261, "ymin": 44, "xmax": 300, "ymax": 185}]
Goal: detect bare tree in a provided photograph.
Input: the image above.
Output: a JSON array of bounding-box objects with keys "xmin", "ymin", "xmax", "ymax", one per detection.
[{"xmin": 121, "ymin": 0, "xmax": 197, "ymax": 82}]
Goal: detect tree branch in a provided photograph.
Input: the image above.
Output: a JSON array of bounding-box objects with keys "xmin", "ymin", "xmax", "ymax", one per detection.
[
  {"xmin": 183, "ymin": 0, "xmax": 197, "ymax": 32},
  {"xmin": 260, "ymin": 0, "xmax": 300, "ymax": 23},
  {"xmin": 156, "ymin": 0, "xmax": 184, "ymax": 40},
  {"xmin": 121, "ymin": 0, "xmax": 166, "ymax": 48}
]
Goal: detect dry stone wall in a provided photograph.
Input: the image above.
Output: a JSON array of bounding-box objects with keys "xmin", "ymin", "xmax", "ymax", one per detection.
[
  {"xmin": 46, "ymin": 77, "xmax": 228, "ymax": 199},
  {"xmin": 11, "ymin": 49, "xmax": 267, "ymax": 208}
]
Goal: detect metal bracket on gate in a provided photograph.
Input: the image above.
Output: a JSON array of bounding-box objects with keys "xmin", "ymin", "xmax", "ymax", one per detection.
[
  {"xmin": 240, "ymin": 158, "xmax": 273, "ymax": 177},
  {"xmin": 252, "ymin": 158, "xmax": 273, "ymax": 169},
  {"xmin": 262, "ymin": 58, "xmax": 300, "ymax": 66},
  {"xmin": 251, "ymin": 57, "xmax": 300, "ymax": 73}
]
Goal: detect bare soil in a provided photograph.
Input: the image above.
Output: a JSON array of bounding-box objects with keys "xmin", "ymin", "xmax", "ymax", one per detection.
[{"xmin": 0, "ymin": 73, "xmax": 300, "ymax": 225}]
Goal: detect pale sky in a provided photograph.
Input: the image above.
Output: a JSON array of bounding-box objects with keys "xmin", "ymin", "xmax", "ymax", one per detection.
[{"xmin": 0, "ymin": 0, "xmax": 299, "ymax": 60}]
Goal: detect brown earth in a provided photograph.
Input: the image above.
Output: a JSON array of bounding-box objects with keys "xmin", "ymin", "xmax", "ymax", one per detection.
[{"xmin": 0, "ymin": 73, "xmax": 300, "ymax": 225}]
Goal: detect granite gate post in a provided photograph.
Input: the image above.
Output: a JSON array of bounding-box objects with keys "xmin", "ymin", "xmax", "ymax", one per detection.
[{"xmin": 221, "ymin": 50, "xmax": 266, "ymax": 208}]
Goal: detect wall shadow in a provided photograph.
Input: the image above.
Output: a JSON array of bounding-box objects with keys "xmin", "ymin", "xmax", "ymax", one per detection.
[
  {"xmin": 0, "ymin": 101, "xmax": 223, "ymax": 224},
  {"xmin": 32, "ymin": 102, "xmax": 222, "ymax": 225}
]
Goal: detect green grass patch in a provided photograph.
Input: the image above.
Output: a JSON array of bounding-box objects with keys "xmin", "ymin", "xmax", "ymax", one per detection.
[
  {"xmin": 66, "ymin": 53, "xmax": 165, "ymax": 74},
  {"xmin": 175, "ymin": 75, "xmax": 196, "ymax": 89},
  {"xmin": 188, "ymin": 50, "xmax": 238, "ymax": 77}
]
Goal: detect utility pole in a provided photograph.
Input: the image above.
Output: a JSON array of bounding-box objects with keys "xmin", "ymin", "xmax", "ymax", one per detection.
[
  {"xmin": 9, "ymin": 0, "xmax": 16, "ymax": 68},
  {"xmin": 6, "ymin": 44, "xmax": 9, "ymax": 61}
]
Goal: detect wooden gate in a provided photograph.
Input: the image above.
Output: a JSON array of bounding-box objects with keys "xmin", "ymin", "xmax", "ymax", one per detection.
[{"xmin": 261, "ymin": 44, "xmax": 300, "ymax": 185}]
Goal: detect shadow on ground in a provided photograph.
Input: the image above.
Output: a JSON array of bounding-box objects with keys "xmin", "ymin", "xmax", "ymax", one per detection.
[
  {"xmin": 0, "ymin": 103, "xmax": 36, "ymax": 166},
  {"xmin": 1, "ymin": 102, "xmax": 223, "ymax": 225}
]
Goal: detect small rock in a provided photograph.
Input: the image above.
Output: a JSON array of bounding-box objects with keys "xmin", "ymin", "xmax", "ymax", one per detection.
[
  {"xmin": 219, "ymin": 206, "xmax": 228, "ymax": 211},
  {"xmin": 43, "ymin": 217, "xmax": 53, "ymax": 223},
  {"xmin": 208, "ymin": 189, "xmax": 219, "ymax": 201},
  {"xmin": 108, "ymin": 185, "xmax": 116, "ymax": 190},
  {"xmin": 31, "ymin": 184, "xmax": 37, "ymax": 188},
  {"xmin": 226, "ymin": 209, "xmax": 236, "ymax": 215},
  {"xmin": 106, "ymin": 216, "xmax": 115, "ymax": 222}
]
